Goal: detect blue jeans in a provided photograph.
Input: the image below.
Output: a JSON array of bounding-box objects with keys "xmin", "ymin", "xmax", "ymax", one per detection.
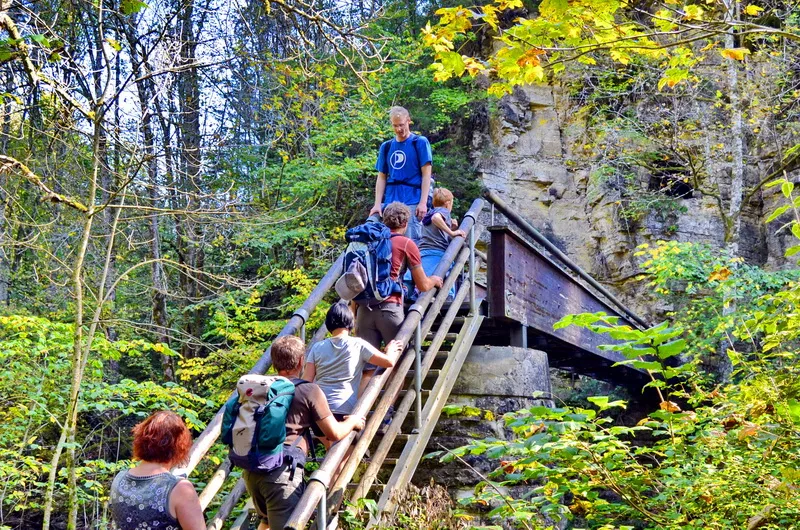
[{"xmin": 404, "ymin": 248, "xmax": 456, "ymax": 300}]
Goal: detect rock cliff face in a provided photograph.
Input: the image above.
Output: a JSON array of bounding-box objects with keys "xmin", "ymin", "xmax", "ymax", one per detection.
[{"xmin": 469, "ymin": 83, "xmax": 793, "ymax": 318}]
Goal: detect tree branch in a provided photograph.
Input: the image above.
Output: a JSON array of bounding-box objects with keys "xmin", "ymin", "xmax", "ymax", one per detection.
[{"xmin": 0, "ymin": 156, "xmax": 89, "ymax": 212}]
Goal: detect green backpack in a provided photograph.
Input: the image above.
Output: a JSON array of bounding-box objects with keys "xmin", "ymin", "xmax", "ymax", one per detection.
[{"xmin": 221, "ymin": 374, "xmax": 303, "ymax": 472}]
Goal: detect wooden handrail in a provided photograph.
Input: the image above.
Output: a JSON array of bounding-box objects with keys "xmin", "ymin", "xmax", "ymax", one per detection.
[
  {"xmin": 174, "ymin": 252, "xmax": 344, "ymax": 478},
  {"xmin": 327, "ymin": 245, "xmax": 479, "ymax": 511}
]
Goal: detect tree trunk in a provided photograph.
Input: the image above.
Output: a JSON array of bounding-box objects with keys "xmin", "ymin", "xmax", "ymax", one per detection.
[
  {"xmin": 723, "ymin": 0, "xmax": 744, "ymax": 253},
  {"xmin": 176, "ymin": 0, "xmax": 207, "ymax": 357}
]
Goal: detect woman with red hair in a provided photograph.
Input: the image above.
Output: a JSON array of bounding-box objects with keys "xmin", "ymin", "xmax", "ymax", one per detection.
[{"xmin": 109, "ymin": 411, "xmax": 205, "ymax": 529}]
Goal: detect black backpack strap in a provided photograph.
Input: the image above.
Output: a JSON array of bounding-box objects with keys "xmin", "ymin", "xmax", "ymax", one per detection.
[{"xmin": 380, "ymin": 140, "xmax": 391, "ymax": 172}]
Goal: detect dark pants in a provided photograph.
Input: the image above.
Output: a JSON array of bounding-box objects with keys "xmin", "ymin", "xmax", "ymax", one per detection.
[
  {"xmin": 243, "ymin": 459, "xmax": 305, "ymax": 529},
  {"xmin": 355, "ymin": 301, "xmax": 404, "ymax": 370}
]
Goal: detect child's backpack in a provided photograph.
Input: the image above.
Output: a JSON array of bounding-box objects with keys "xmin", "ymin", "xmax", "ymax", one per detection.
[
  {"xmin": 337, "ymin": 221, "xmax": 400, "ymax": 303},
  {"xmin": 221, "ymin": 375, "xmax": 306, "ymax": 472}
]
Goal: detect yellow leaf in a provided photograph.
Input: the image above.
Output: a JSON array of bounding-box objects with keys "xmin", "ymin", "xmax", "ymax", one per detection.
[
  {"xmin": 660, "ymin": 401, "xmax": 681, "ymax": 413},
  {"xmin": 720, "ymin": 48, "xmax": 750, "ymax": 61},
  {"xmin": 683, "ymin": 4, "xmax": 704, "ymax": 20},
  {"xmin": 744, "ymin": 4, "xmax": 763, "ymax": 15},
  {"xmin": 708, "ymin": 267, "xmax": 732, "ymax": 282}
]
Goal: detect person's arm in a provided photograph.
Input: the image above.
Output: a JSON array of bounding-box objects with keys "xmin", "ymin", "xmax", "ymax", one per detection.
[
  {"xmin": 411, "ymin": 265, "xmax": 443, "ymax": 292},
  {"xmin": 431, "ymin": 212, "xmax": 466, "ymax": 239},
  {"xmin": 367, "ymin": 339, "xmax": 402, "ymax": 368},
  {"xmin": 316, "ymin": 414, "xmax": 365, "ymax": 442},
  {"xmin": 416, "ymin": 164, "xmax": 432, "ymax": 220},
  {"xmin": 170, "ymin": 479, "xmax": 206, "ymax": 530},
  {"xmin": 370, "ymin": 172, "xmax": 387, "ymax": 217},
  {"xmin": 303, "ymin": 362, "xmax": 316, "ymax": 382}
]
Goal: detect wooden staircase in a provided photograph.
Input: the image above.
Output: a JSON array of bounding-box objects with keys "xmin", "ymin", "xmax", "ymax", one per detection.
[{"xmin": 175, "ymin": 198, "xmax": 487, "ymax": 530}]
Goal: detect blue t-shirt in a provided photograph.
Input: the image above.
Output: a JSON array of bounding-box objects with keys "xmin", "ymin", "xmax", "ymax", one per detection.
[{"xmin": 376, "ymin": 134, "xmax": 433, "ymax": 206}]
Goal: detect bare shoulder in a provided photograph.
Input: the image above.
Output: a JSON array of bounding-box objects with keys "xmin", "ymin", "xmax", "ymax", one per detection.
[{"xmin": 172, "ymin": 478, "xmax": 199, "ymax": 499}]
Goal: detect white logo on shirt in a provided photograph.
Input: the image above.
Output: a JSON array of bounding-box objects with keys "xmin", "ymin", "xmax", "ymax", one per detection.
[{"xmin": 390, "ymin": 150, "xmax": 406, "ymax": 170}]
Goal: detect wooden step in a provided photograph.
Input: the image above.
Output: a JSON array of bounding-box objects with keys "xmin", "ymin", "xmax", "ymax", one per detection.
[
  {"xmin": 364, "ymin": 457, "xmax": 398, "ymax": 466},
  {"xmin": 347, "ymin": 482, "xmax": 385, "ymax": 490},
  {"xmin": 378, "ymin": 389, "xmax": 431, "ymax": 400},
  {"xmin": 425, "ymin": 332, "xmax": 459, "ymax": 342},
  {"xmin": 405, "ymin": 369, "xmax": 441, "ymax": 380}
]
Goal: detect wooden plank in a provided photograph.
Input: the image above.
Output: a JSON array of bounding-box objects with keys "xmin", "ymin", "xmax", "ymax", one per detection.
[{"xmin": 487, "ymin": 226, "xmax": 633, "ymax": 366}]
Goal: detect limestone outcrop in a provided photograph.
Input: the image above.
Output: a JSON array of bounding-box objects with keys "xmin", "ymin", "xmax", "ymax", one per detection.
[{"xmin": 470, "ymin": 83, "xmax": 794, "ymax": 320}]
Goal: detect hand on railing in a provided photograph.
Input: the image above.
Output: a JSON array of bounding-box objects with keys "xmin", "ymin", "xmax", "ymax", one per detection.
[
  {"xmin": 385, "ymin": 339, "xmax": 404, "ymax": 360},
  {"xmin": 344, "ymin": 415, "xmax": 366, "ymax": 432}
]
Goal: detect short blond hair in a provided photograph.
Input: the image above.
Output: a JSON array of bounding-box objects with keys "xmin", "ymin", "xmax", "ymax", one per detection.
[
  {"xmin": 433, "ymin": 188, "xmax": 454, "ymax": 207},
  {"xmin": 389, "ymin": 106, "xmax": 410, "ymax": 121}
]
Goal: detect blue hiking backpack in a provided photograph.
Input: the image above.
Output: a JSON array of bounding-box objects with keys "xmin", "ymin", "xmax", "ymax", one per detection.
[
  {"xmin": 342, "ymin": 221, "xmax": 401, "ymax": 303},
  {"xmin": 221, "ymin": 375, "xmax": 309, "ymax": 473}
]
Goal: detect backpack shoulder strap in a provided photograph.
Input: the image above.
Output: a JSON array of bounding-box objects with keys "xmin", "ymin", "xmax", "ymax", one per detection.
[
  {"xmin": 380, "ymin": 139, "xmax": 392, "ymax": 166},
  {"xmin": 411, "ymin": 134, "xmax": 426, "ymax": 166},
  {"xmin": 289, "ymin": 379, "xmax": 318, "ymax": 463}
]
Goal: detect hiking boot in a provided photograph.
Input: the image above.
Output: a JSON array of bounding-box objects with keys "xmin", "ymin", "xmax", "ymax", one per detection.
[{"xmin": 377, "ymin": 405, "xmax": 395, "ymax": 435}]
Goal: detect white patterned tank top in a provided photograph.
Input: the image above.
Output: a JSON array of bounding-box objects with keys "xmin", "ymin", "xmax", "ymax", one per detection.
[{"xmin": 109, "ymin": 469, "xmax": 182, "ymax": 530}]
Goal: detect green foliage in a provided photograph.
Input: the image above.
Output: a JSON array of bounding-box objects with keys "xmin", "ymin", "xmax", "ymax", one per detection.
[
  {"xmin": 634, "ymin": 240, "xmax": 799, "ymax": 363},
  {"xmin": 443, "ymin": 311, "xmax": 800, "ymax": 529},
  {"xmin": 0, "ymin": 315, "xmax": 214, "ymax": 518},
  {"xmin": 441, "ymin": 190, "xmax": 800, "ymax": 528}
]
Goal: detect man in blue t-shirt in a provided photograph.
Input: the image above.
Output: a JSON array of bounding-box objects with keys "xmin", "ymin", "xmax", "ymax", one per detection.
[{"xmin": 369, "ymin": 106, "xmax": 433, "ymax": 242}]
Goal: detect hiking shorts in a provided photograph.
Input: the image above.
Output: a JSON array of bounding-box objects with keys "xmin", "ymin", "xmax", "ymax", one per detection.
[{"xmin": 243, "ymin": 458, "xmax": 305, "ymax": 530}]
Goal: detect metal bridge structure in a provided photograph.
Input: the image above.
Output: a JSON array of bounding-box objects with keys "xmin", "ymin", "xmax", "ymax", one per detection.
[{"xmin": 178, "ymin": 190, "xmax": 650, "ymax": 530}]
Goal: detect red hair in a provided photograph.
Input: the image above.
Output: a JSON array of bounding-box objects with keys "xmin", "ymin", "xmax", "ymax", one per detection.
[{"xmin": 132, "ymin": 411, "xmax": 192, "ymax": 466}]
